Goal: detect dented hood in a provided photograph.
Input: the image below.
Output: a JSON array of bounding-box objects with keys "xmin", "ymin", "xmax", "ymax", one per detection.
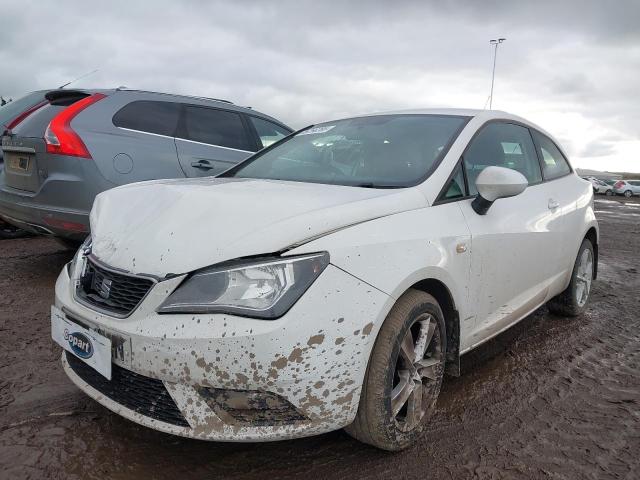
[{"xmin": 90, "ymin": 177, "xmax": 426, "ymax": 276}]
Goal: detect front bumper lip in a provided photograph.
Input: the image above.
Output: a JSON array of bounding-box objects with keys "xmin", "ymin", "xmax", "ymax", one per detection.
[
  {"xmin": 56, "ymin": 261, "xmax": 394, "ymax": 441},
  {"xmin": 62, "ymin": 351, "xmax": 342, "ymax": 441}
]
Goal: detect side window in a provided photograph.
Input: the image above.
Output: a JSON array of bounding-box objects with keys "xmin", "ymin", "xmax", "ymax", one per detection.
[
  {"xmin": 439, "ymin": 163, "xmax": 467, "ymax": 201},
  {"xmin": 463, "ymin": 122, "xmax": 541, "ymax": 195},
  {"xmin": 181, "ymin": 106, "xmax": 252, "ymax": 151},
  {"xmin": 250, "ymin": 116, "xmax": 290, "ymax": 148},
  {"xmin": 112, "ymin": 101, "xmax": 181, "ymax": 136},
  {"xmin": 531, "ymin": 130, "xmax": 571, "ymax": 180}
]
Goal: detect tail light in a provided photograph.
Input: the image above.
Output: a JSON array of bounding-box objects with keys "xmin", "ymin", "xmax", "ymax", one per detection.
[
  {"xmin": 5, "ymin": 100, "xmax": 48, "ymax": 130},
  {"xmin": 44, "ymin": 93, "xmax": 107, "ymax": 158},
  {"xmin": 614, "ymin": 181, "xmax": 625, "ymax": 189}
]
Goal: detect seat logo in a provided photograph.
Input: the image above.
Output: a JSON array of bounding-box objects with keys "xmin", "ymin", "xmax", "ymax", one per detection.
[
  {"xmin": 98, "ymin": 278, "xmax": 113, "ymax": 299},
  {"xmin": 64, "ymin": 329, "xmax": 94, "ymax": 359}
]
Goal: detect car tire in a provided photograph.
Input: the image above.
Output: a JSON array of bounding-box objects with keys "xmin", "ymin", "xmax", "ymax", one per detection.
[
  {"xmin": 605, "ymin": 189, "xmax": 613, "ymax": 196},
  {"xmin": 0, "ymin": 221, "xmax": 29, "ymax": 240},
  {"xmin": 345, "ymin": 289, "xmax": 446, "ymax": 451},
  {"xmin": 548, "ymin": 238, "xmax": 595, "ymax": 317},
  {"xmin": 624, "ymin": 190, "xmax": 633, "ymax": 197}
]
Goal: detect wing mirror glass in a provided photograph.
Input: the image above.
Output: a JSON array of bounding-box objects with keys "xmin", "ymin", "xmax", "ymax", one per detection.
[{"xmin": 472, "ymin": 166, "xmax": 528, "ymax": 215}]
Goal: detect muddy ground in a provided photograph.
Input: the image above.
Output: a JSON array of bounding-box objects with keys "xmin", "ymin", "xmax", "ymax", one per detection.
[{"xmin": 0, "ymin": 196, "xmax": 638, "ymax": 480}]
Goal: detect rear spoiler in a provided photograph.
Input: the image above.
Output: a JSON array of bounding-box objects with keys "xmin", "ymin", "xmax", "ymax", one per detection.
[{"xmin": 45, "ymin": 89, "xmax": 90, "ymax": 106}]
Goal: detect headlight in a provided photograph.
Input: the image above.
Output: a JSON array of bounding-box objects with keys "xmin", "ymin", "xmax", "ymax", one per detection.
[{"xmin": 157, "ymin": 252, "xmax": 329, "ymax": 319}]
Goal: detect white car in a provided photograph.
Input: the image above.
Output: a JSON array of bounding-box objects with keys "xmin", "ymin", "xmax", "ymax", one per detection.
[
  {"xmin": 52, "ymin": 109, "xmax": 598, "ymax": 451},
  {"xmin": 587, "ymin": 177, "xmax": 614, "ymax": 196}
]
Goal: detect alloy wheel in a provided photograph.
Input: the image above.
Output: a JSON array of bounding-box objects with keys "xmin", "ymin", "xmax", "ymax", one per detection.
[
  {"xmin": 391, "ymin": 313, "xmax": 443, "ymax": 432},
  {"xmin": 575, "ymin": 248, "xmax": 593, "ymax": 307}
]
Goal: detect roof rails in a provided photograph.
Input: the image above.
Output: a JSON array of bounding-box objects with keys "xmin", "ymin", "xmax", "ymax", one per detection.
[{"xmin": 114, "ymin": 87, "xmax": 234, "ymax": 105}]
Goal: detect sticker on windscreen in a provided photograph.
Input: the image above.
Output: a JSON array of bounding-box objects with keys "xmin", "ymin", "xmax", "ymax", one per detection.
[{"xmin": 298, "ymin": 125, "xmax": 335, "ymax": 136}]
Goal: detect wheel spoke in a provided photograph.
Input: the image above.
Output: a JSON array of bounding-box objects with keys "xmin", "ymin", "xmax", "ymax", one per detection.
[
  {"xmin": 405, "ymin": 381, "xmax": 423, "ymax": 427},
  {"xmin": 391, "ymin": 371, "xmax": 414, "ymax": 416},
  {"xmin": 399, "ymin": 331, "xmax": 415, "ymax": 366},
  {"xmin": 416, "ymin": 357, "xmax": 440, "ymax": 380},
  {"xmin": 413, "ymin": 318, "xmax": 435, "ymax": 362}
]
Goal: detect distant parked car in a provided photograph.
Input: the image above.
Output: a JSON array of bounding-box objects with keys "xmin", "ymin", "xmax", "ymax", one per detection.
[
  {"xmin": 587, "ymin": 178, "xmax": 614, "ymax": 196},
  {"xmin": 0, "ymin": 88, "xmax": 292, "ymax": 243},
  {"xmin": 613, "ymin": 180, "xmax": 640, "ymax": 197}
]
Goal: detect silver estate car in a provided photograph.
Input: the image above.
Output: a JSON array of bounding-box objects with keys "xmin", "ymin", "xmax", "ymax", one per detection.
[{"xmin": 0, "ymin": 88, "xmax": 292, "ymax": 243}]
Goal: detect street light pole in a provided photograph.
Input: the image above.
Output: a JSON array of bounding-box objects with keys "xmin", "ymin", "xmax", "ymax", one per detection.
[{"xmin": 489, "ymin": 38, "xmax": 506, "ymax": 109}]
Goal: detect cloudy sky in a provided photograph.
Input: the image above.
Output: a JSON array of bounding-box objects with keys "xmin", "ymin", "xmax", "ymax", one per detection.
[{"xmin": 2, "ymin": 0, "xmax": 639, "ymax": 172}]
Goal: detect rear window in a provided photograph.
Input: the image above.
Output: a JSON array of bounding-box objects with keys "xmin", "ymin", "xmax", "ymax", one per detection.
[
  {"xmin": 249, "ymin": 116, "xmax": 291, "ymax": 148},
  {"xmin": 0, "ymin": 91, "xmax": 46, "ymax": 127},
  {"xmin": 112, "ymin": 101, "xmax": 181, "ymax": 137},
  {"xmin": 181, "ymin": 106, "xmax": 252, "ymax": 151}
]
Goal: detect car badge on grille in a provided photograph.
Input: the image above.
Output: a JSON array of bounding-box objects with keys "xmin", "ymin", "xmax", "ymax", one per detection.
[{"xmin": 98, "ymin": 278, "xmax": 113, "ymax": 299}]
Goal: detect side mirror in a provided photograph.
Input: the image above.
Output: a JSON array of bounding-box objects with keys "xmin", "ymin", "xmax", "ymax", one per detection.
[{"xmin": 472, "ymin": 166, "xmax": 528, "ymax": 215}]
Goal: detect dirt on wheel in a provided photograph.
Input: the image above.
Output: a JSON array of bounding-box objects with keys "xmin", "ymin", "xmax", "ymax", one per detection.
[{"xmin": 0, "ymin": 196, "xmax": 638, "ymax": 480}]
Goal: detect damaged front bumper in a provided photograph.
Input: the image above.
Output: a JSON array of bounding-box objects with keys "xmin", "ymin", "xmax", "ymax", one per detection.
[{"xmin": 55, "ymin": 262, "xmax": 393, "ymax": 441}]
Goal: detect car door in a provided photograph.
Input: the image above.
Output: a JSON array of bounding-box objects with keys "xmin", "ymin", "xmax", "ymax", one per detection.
[
  {"xmin": 175, "ymin": 105, "xmax": 258, "ymax": 177},
  {"xmin": 454, "ymin": 122, "xmax": 556, "ymax": 348},
  {"xmin": 530, "ymin": 129, "xmax": 580, "ymax": 290}
]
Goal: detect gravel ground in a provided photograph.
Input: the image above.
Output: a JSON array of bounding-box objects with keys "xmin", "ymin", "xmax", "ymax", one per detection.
[{"xmin": 0, "ymin": 196, "xmax": 638, "ymax": 480}]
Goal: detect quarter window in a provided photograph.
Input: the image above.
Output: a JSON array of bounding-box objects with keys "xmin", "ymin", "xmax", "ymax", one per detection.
[
  {"xmin": 441, "ymin": 163, "xmax": 467, "ymax": 200},
  {"xmin": 112, "ymin": 101, "xmax": 181, "ymax": 137},
  {"xmin": 250, "ymin": 117, "xmax": 290, "ymax": 148},
  {"xmin": 181, "ymin": 106, "xmax": 252, "ymax": 151},
  {"xmin": 463, "ymin": 123, "xmax": 542, "ymax": 195},
  {"xmin": 531, "ymin": 130, "xmax": 571, "ymax": 180}
]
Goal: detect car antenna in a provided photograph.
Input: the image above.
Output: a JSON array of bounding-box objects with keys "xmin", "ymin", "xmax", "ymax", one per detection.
[{"xmin": 58, "ymin": 69, "xmax": 99, "ymax": 89}]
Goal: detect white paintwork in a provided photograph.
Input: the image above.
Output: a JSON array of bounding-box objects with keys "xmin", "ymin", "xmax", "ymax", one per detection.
[
  {"xmin": 474, "ymin": 166, "xmax": 528, "ymax": 202},
  {"xmin": 90, "ymin": 177, "xmax": 426, "ymax": 276},
  {"xmin": 55, "ymin": 108, "xmax": 599, "ymax": 441}
]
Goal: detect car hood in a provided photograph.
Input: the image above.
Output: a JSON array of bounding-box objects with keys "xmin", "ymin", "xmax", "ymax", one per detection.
[{"xmin": 89, "ymin": 177, "xmax": 426, "ymax": 276}]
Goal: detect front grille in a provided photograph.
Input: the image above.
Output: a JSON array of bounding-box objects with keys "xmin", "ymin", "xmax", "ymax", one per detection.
[
  {"xmin": 66, "ymin": 351, "xmax": 189, "ymax": 428},
  {"xmin": 76, "ymin": 258, "xmax": 154, "ymax": 316}
]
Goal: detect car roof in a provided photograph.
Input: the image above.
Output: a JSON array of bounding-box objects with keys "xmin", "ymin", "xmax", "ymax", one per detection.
[
  {"xmin": 361, "ymin": 108, "xmax": 535, "ymax": 125},
  {"xmin": 338, "ymin": 107, "xmax": 558, "ymax": 146}
]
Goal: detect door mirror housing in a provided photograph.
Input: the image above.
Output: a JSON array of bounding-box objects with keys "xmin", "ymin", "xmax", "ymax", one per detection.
[{"xmin": 472, "ymin": 166, "xmax": 528, "ymax": 215}]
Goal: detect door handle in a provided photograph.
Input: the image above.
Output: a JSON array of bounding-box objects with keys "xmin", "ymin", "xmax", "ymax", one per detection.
[
  {"xmin": 191, "ymin": 160, "xmax": 214, "ymax": 170},
  {"xmin": 548, "ymin": 199, "xmax": 560, "ymax": 210}
]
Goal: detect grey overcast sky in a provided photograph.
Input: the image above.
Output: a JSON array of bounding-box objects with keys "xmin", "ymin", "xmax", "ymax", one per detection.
[{"xmin": 1, "ymin": 0, "xmax": 639, "ymax": 172}]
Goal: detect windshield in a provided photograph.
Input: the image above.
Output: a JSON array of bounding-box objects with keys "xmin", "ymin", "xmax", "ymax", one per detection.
[
  {"xmin": 226, "ymin": 114, "xmax": 468, "ymax": 188},
  {"xmin": 0, "ymin": 91, "xmax": 46, "ymax": 127}
]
